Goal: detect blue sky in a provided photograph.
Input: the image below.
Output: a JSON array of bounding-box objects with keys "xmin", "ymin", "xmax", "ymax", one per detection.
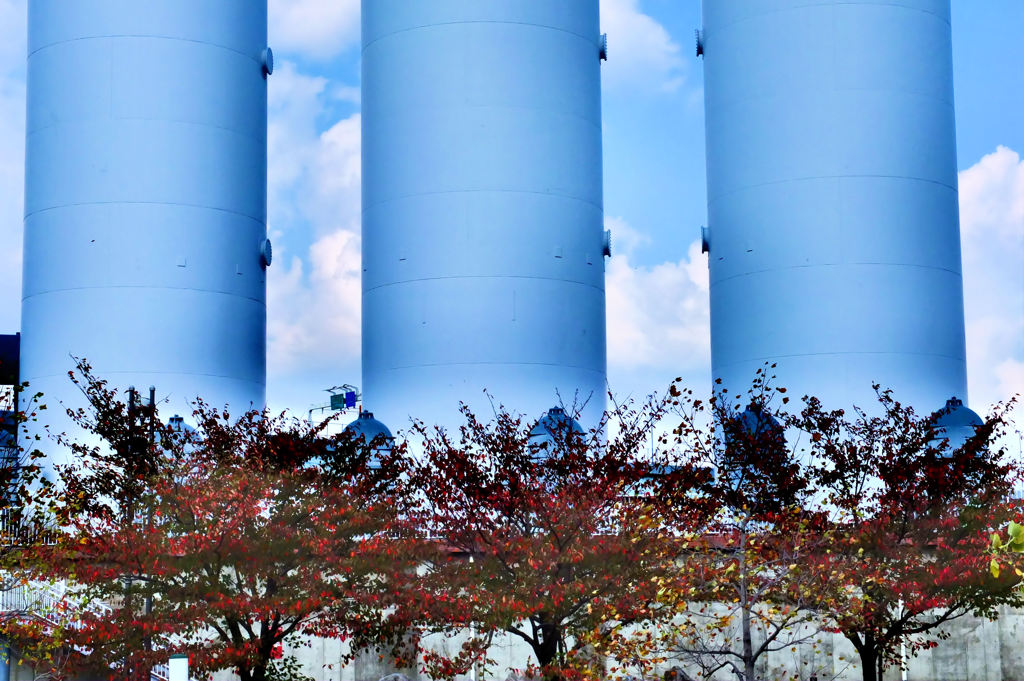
[{"xmin": 0, "ymin": 0, "xmax": 1021, "ymax": 418}]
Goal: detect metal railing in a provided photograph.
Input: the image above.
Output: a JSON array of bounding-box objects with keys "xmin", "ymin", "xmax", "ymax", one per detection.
[
  {"xmin": 1, "ymin": 580, "xmax": 171, "ymax": 681},
  {"xmin": 0, "ymin": 508, "xmax": 58, "ymax": 547}
]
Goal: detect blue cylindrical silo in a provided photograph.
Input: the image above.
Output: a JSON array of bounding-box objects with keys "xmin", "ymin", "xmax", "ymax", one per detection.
[
  {"xmin": 361, "ymin": 1, "xmax": 608, "ymax": 429},
  {"xmin": 21, "ymin": 2, "xmax": 269, "ymax": 435},
  {"xmin": 702, "ymin": 0, "xmax": 968, "ymax": 411}
]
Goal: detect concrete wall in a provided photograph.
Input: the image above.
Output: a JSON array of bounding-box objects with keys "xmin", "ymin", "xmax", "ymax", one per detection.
[
  {"xmin": 243, "ymin": 606, "xmax": 1024, "ymax": 681},
  {"xmin": 7, "ymin": 606, "xmax": 1024, "ymax": 681}
]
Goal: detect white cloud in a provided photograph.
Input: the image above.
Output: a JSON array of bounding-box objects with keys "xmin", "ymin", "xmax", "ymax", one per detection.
[
  {"xmin": 268, "ymin": 63, "xmax": 329, "ymax": 227},
  {"xmin": 994, "ymin": 359, "xmax": 1024, "ymax": 404},
  {"xmin": 268, "ymin": 63, "xmax": 362, "ymax": 239},
  {"xmin": 307, "ymin": 114, "xmax": 361, "ymax": 231},
  {"xmin": 960, "ymin": 146, "xmax": 1024, "ymax": 408},
  {"xmin": 606, "ymin": 223, "xmax": 710, "ymax": 372},
  {"xmin": 268, "ymin": 229, "xmax": 361, "ymax": 375},
  {"xmin": 604, "ymin": 215, "xmax": 650, "ymax": 258},
  {"xmin": 266, "ymin": 61, "xmax": 363, "ymax": 382},
  {"xmin": 0, "ymin": 0, "xmax": 24, "ymax": 66},
  {"xmin": 329, "ymin": 83, "xmax": 361, "ymax": 105},
  {"xmin": 269, "ymin": 0, "xmax": 360, "ymax": 61},
  {"xmin": 960, "ymin": 145, "xmax": 1024, "ymax": 242},
  {"xmin": 0, "ymin": 0, "xmax": 26, "ymax": 333},
  {"xmin": 600, "ymin": 0, "xmax": 687, "ymax": 93}
]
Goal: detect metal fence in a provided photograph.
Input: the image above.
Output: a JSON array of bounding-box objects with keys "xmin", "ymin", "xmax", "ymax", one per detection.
[
  {"xmin": 1, "ymin": 579, "xmax": 171, "ymax": 681},
  {"xmin": 0, "ymin": 507, "xmax": 57, "ymax": 547}
]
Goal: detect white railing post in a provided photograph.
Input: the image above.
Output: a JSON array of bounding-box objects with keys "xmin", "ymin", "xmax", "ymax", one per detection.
[{"xmin": 168, "ymin": 654, "xmax": 188, "ymax": 681}]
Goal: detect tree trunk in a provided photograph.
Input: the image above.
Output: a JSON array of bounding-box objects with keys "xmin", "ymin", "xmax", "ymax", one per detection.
[
  {"xmin": 845, "ymin": 632, "xmax": 881, "ymax": 681},
  {"xmin": 741, "ymin": 591, "xmax": 754, "ymax": 680},
  {"xmin": 739, "ymin": 530, "xmax": 755, "ymax": 681},
  {"xmin": 239, "ymin": 664, "xmax": 268, "ymax": 681},
  {"xmin": 860, "ymin": 643, "xmax": 879, "ymax": 681},
  {"xmin": 531, "ymin": 617, "xmax": 562, "ymax": 680}
]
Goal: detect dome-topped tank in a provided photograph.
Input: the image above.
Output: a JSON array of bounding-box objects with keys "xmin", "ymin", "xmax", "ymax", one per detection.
[
  {"xmin": 720, "ymin": 403, "xmax": 785, "ymax": 486},
  {"xmin": 931, "ymin": 397, "xmax": 983, "ymax": 453},
  {"xmin": 156, "ymin": 414, "xmax": 198, "ymax": 452},
  {"xmin": 166, "ymin": 415, "xmax": 194, "ymax": 435},
  {"xmin": 527, "ymin": 406, "xmax": 585, "ymax": 457},
  {"xmin": 732, "ymin": 403, "xmax": 783, "ymax": 441},
  {"xmin": 343, "ymin": 411, "xmax": 395, "ymax": 462}
]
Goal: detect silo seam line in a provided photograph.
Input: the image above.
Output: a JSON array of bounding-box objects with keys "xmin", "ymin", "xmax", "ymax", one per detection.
[
  {"xmin": 369, "ymin": 105, "xmax": 602, "ymax": 131},
  {"xmin": 709, "ymin": 262, "xmax": 963, "ymax": 287},
  {"xmin": 362, "ymin": 21, "xmax": 597, "ymax": 54},
  {"xmin": 706, "ymin": 2, "xmax": 949, "ymax": 35},
  {"xmin": 715, "ymin": 350, "xmax": 968, "ymax": 368},
  {"xmin": 362, "ymin": 189, "xmax": 603, "ymax": 214},
  {"xmin": 22, "ymin": 287, "xmax": 266, "ymax": 305},
  {"xmin": 707, "ymin": 174, "xmax": 957, "ymax": 203},
  {"xmin": 25, "ymin": 201, "xmax": 264, "ymax": 223},
  {"xmin": 364, "ymin": 275, "xmax": 603, "ymax": 295},
  {"xmin": 28, "ymin": 118, "xmax": 265, "ymax": 144},
  {"xmin": 28, "ymin": 34, "xmax": 261, "ymax": 62},
  {"xmin": 706, "ymin": 91, "xmax": 955, "ymax": 111},
  {"xmin": 25, "ymin": 369, "xmax": 265, "ymax": 385},
  {"xmin": 832, "ymin": 1, "xmax": 948, "ymax": 23},
  {"xmin": 380, "ymin": 361, "xmax": 606, "ymax": 373}
]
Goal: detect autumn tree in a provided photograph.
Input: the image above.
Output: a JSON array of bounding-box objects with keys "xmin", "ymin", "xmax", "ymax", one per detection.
[
  {"xmin": 795, "ymin": 389, "xmax": 1022, "ymax": 681},
  {"xmin": 652, "ymin": 371, "xmax": 833, "ymax": 681},
  {"xmin": 2, "ymin": 364, "xmax": 411, "ymax": 681},
  {"xmin": 397, "ymin": 400, "xmax": 683, "ymax": 681},
  {"xmin": 1, "ymin": 379, "xmax": 58, "ymax": 640}
]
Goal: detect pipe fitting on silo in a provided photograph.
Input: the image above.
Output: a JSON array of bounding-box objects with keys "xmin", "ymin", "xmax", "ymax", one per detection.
[
  {"xmin": 600, "ymin": 34, "xmax": 608, "ymax": 61},
  {"xmin": 262, "ymin": 47, "xmax": 274, "ymax": 77},
  {"xmin": 603, "ymin": 229, "xmax": 612, "ymax": 258},
  {"xmin": 701, "ymin": 226, "xmax": 710, "ymax": 254},
  {"xmin": 260, "ymin": 239, "xmax": 273, "ymax": 269}
]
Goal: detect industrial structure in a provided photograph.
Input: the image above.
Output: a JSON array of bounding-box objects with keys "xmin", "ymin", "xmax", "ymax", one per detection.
[
  {"xmin": 701, "ymin": 0, "xmax": 970, "ymax": 413},
  {"xmin": 0, "ymin": 334, "xmax": 18, "ymax": 469},
  {"xmin": 0, "ymin": 0, "xmax": 1015, "ymax": 679},
  {"xmin": 11, "ymin": 0, "xmax": 981, "ymax": 445},
  {"xmin": 360, "ymin": 0, "xmax": 610, "ymax": 431},
  {"xmin": 19, "ymin": 0, "xmax": 271, "ymax": 450}
]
